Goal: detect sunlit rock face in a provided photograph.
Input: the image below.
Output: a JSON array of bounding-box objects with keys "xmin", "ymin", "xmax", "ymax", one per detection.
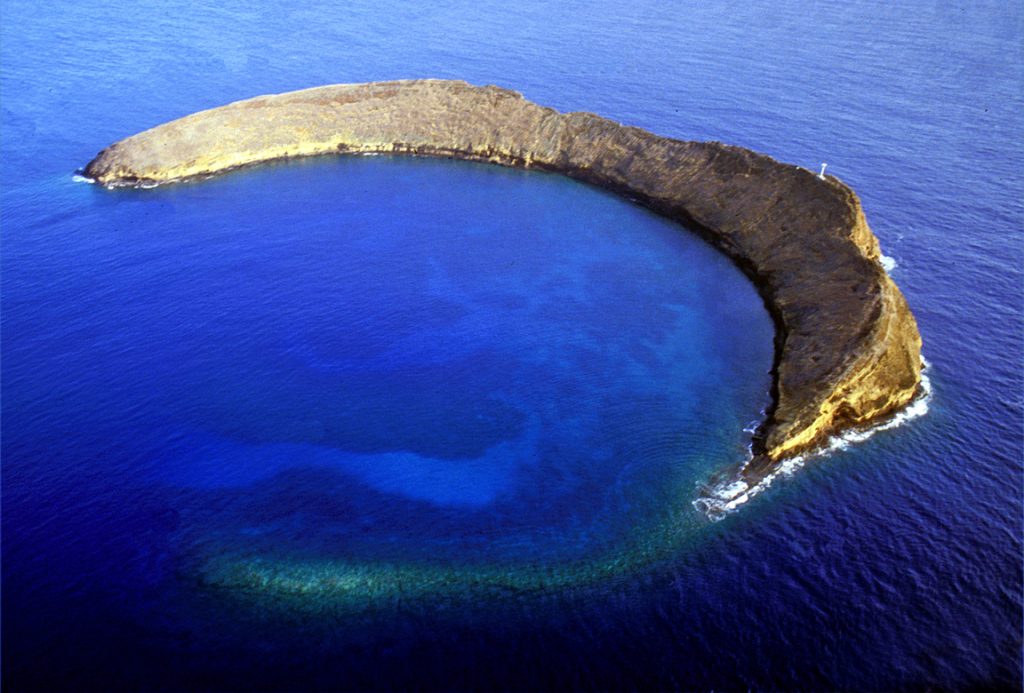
[{"xmin": 84, "ymin": 79, "xmax": 923, "ymax": 472}]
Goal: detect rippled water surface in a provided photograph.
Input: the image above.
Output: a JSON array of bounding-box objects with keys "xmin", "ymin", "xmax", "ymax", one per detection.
[{"xmin": 2, "ymin": 1, "xmax": 1021, "ymax": 690}]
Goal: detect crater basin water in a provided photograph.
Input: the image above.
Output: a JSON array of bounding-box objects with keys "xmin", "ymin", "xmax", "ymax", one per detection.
[{"xmin": 3, "ymin": 154, "xmax": 776, "ymax": 685}]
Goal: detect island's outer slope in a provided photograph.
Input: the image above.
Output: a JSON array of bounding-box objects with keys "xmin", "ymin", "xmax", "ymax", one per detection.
[{"xmin": 85, "ymin": 79, "xmax": 923, "ymax": 467}]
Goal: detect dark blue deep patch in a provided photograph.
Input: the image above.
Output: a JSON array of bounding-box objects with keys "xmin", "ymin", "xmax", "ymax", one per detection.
[{"xmin": 2, "ymin": 1, "xmax": 1021, "ymax": 690}]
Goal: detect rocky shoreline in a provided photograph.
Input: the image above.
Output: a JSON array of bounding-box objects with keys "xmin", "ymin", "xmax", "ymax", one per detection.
[{"xmin": 84, "ymin": 79, "xmax": 923, "ymax": 477}]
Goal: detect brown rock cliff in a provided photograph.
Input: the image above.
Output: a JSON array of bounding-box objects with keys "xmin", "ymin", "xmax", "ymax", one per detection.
[{"xmin": 84, "ymin": 79, "xmax": 923, "ymax": 473}]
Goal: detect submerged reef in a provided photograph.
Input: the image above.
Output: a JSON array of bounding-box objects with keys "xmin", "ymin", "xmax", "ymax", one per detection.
[{"xmin": 85, "ymin": 79, "xmax": 923, "ymax": 481}]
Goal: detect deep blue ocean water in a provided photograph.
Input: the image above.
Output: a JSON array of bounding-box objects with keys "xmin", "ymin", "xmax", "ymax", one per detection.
[{"xmin": 2, "ymin": 1, "xmax": 1021, "ymax": 690}]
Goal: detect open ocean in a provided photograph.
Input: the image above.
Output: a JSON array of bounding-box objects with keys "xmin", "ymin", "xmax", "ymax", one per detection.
[{"xmin": 2, "ymin": 1, "xmax": 1021, "ymax": 690}]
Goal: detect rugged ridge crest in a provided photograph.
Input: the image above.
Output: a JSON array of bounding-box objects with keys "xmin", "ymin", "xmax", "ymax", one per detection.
[{"xmin": 85, "ymin": 79, "xmax": 923, "ymax": 476}]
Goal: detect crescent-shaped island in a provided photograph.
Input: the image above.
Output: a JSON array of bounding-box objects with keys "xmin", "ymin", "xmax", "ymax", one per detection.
[{"xmin": 84, "ymin": 79, "xmax": 923, "ymax": 489}]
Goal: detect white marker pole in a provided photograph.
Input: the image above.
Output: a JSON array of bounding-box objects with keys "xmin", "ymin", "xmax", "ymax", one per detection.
[{"xmin": 818, "ymin": 163, "xmax": 828, "ymax": 179}]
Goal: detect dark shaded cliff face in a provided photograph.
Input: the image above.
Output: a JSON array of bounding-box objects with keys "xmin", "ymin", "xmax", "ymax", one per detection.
[{"xmin": 84, "ymin": 79, "xmax": 923, "ymax": 472}]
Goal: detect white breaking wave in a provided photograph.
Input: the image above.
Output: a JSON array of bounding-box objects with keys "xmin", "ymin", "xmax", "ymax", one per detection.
[
  {"xmin": 694, "ymin": 357, "xmax": 933, "ymax": 520},
  {"xmin": 72, "ymin": 173, "xmax": 95, "ymax": 184},
  {"xmin": 880, "ymin": 254, "xmax": 898, "ymax": 272}
]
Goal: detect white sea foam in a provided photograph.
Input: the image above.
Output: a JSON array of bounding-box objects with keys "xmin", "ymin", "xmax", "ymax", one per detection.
[
  {"xmin": 694, "ymin": 357, "xmax": 933, "ymax": 520},
  {"xmin": 72, "ymin": 173, "xmax": 95, "ymax": 184},
  {"xmin": 880, "ymin": 254, "xmax": 898, "ymax": 272}
]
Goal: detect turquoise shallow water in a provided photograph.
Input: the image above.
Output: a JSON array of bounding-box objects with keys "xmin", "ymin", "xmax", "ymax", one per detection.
[{"xmin": 2, "ymin": 1, "xmax": 1022, "ymax": 690}]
